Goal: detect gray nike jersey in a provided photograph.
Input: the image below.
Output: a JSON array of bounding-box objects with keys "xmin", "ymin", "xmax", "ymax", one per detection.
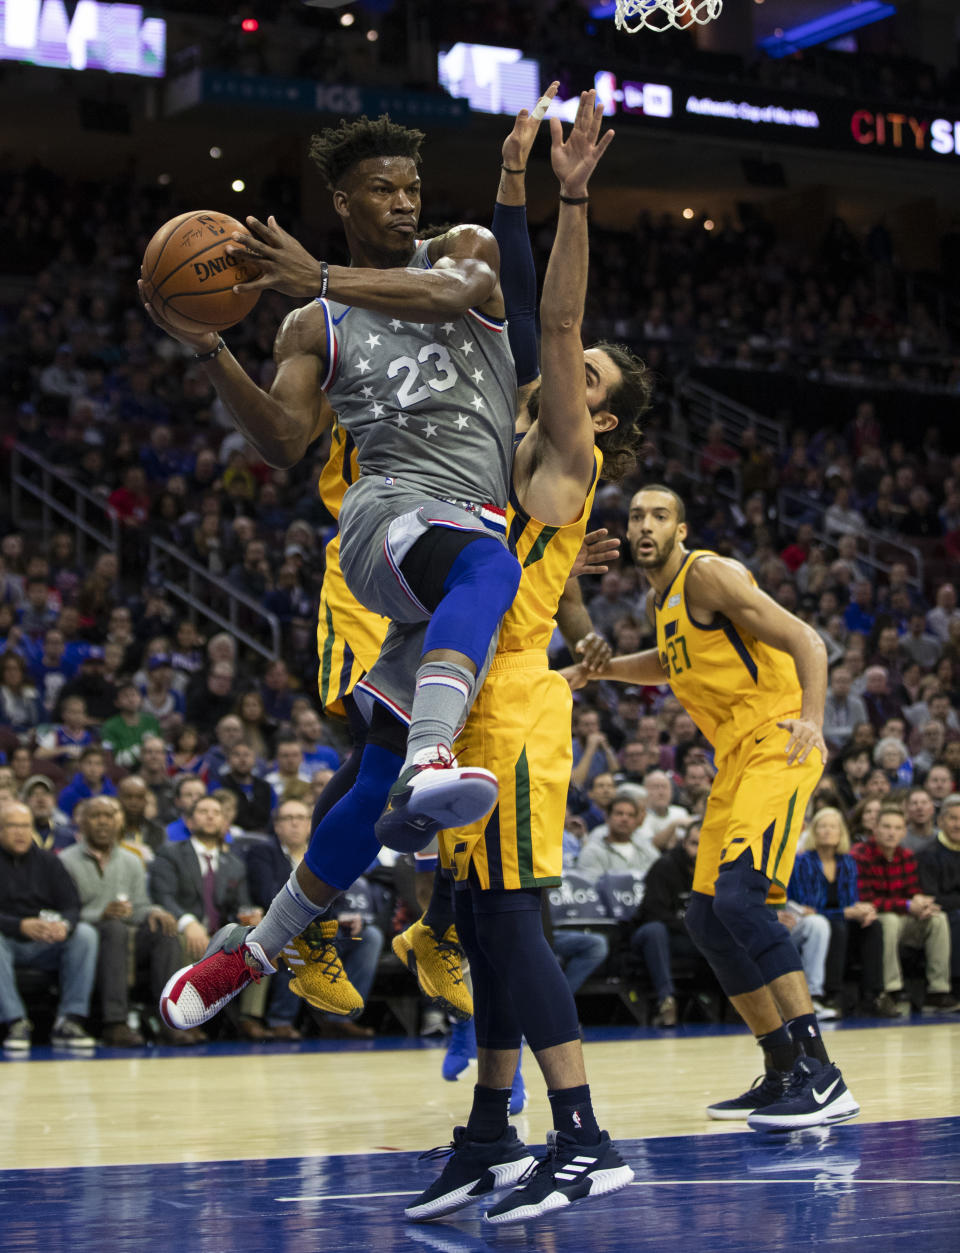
[{"xmin": 319, "ymin": 239, "xmax": 517, "ymax": 507}]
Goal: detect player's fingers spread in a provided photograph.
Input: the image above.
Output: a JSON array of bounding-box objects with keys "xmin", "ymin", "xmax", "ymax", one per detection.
[
  {"xmin": 549, "ymin": 116, "xmax": 563, "ymax": 144},
  {"xmin": 597, "ymin": 129, "xmax": 616, "ymax": 155}
]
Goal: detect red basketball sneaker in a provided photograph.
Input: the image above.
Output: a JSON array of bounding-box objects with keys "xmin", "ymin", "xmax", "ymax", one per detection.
[{"xmin": 159, "ymin": 925, "xmax": 275, "ymax": 1030}]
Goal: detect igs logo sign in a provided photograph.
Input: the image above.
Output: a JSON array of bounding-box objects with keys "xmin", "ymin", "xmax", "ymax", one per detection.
[{"xmin": 0, "ymin": 0, "xmax": 165, "ymax": 77}]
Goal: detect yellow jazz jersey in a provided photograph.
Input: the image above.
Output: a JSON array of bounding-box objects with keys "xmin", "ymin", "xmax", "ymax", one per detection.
[
  {"xmin": 653, "ymin": 549, "xmax": 802, "ymax": 766},
  {"xmin": 441, "ymin": 448, "xmax": 603, "ymax": 891},
  {"xmin": 655, "ymin": 549, "xmax": 819, "ymax": 897},
  {"xmin": 499, "ymin": 448, "xmax": 602, "ymax": 652},
  {"xmin": 316, "ymin": 419, "xmax": 389, "ymax": 715}
]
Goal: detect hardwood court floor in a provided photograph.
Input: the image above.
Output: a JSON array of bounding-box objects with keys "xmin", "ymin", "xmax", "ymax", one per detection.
[
  {"xmin": 3, "ymin": 1020, "xmax": 960, "ymax": 1252},
  {"xmin": 3, "ymin": 1019, "xmax": 959, "ymax": 1170}
]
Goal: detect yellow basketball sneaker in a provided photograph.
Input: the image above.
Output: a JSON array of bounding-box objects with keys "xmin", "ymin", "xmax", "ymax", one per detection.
[
  {"xmin": 392, "ymin": 918, "xmax": 473, "ymax": 1022},
  {"xmin": 281, "ymin": 919, "xmax": 364, "ymax": 1019}
]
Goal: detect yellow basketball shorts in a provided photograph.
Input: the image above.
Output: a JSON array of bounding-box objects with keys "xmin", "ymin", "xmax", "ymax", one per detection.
[
  {"xmin": 439, "ymin": 653, "xmax": 571, "ymax": 891},
  {"xmin": 316, "ymin": 562, "xmax": 388, "ymax": 718},
  {"xmin": 694, "ymin": 715, "xmax": 824, "ymax": 902}
]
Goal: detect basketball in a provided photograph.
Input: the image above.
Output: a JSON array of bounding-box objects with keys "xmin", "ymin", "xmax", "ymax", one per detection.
[{"xmin": 141, "ymin": 210, "xmax": 261, "ymax": 334}]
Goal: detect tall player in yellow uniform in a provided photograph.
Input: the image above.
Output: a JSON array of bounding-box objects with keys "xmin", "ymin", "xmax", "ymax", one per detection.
[
  {"xmin": 570, "ymin": 486, "xmax": 860, "ymax": 1132},
  {"xmin": 402, "ymin": 92, "xmax": 648, "ymax": 1226}
]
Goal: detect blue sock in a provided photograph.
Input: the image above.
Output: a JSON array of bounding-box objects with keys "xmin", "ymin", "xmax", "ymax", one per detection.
[{"xmin": 303, "ymin": 743, "xmax": 402, "ymax": 890}]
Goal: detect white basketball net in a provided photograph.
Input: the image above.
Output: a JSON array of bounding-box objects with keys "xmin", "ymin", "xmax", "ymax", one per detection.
[{"xmin": 615, "ymin": 0, "xmax": 723, "ymax": 34}]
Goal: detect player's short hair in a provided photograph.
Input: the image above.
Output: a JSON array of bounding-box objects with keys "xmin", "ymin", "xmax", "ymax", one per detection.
[
  {"xmin": 590, "ymin": 342, "xmax": 653, "ymax": 483},
  {"xmin": 309, "ymin": 114, "xmax": 425, "ymax": 190},
  {"xmin": 637, "ymin": 483, "xmax": 686, "ymax": 523}
]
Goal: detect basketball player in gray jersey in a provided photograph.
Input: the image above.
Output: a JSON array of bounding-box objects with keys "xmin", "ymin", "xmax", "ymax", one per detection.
[{"xmin": 145, "ymin": 116, "xmax": 531, "ymax": 1029}]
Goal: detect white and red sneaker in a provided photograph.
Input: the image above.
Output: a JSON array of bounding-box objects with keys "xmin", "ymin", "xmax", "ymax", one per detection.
[
  {"xmin": 159, "ymin": 924, "xmax": 275, "ymax": 1030},
  {"xmin": 375, "ymin": 746, "xmax": 498, "ymax": 853}
]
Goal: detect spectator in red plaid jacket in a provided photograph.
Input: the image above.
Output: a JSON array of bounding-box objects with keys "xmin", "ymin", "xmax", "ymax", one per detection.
[{"xmin": 852, "ymin": 805, "xmax": 959, "ymax": 1012}]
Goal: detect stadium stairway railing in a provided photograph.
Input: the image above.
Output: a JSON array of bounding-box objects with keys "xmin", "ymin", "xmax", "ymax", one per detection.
[{"xmin": 10, "ymin": 441, "xmax": 282, "ymax": 661}]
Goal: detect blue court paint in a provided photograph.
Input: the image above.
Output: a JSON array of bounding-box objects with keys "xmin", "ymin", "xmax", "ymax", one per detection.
[{"xmin": 2, "ymin": 1118, "xmax": 959, "ymax": 1251}]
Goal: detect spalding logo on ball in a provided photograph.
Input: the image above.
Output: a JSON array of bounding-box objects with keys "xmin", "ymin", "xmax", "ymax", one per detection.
[{"xmin": 141, "ymin": 210, "xmax": 262, "ymax": 334}]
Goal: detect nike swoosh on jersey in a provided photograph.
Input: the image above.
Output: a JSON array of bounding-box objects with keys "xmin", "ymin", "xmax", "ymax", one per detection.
[
  {"xmin": 812, "ymin": 1078, "xmax": 840, "ymax": 1105},
  {"xmin": 755, "ymin": 734, "xmax": 768, "ymax": 743}
]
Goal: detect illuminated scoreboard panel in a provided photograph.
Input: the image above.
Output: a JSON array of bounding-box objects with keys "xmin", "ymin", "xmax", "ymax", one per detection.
[{"xmin": 0, "ymin": 0, "xmax": 165, "ymax": 77}]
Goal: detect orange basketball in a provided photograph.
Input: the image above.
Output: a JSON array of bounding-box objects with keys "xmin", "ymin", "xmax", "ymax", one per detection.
[{"xmin": 141, "ymin": 210, "xmax": 261, "ymax": 334}]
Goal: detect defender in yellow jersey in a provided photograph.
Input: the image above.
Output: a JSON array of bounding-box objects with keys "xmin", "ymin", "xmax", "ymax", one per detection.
[
  {"xmin": 573, "ymin": 486, "xmax": 859, "ymax": 1133},
  {"xmin": 441, "ymin": 450, "xmax": 602, "ymax": 891},
  {"xmin": 651, "ymin": 546, "xmax": 817, "ymax": 897},
  {"xmin": 315, "ymin": 417, "xmax": 389, "ymax": 717},
  {"xmin": 408, "ymin": 92, "xmax": 648, "ymax": 1225}
]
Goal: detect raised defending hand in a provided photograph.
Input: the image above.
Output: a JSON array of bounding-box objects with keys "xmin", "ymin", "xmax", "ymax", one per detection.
[
  {"xmin": 502, "ymin": 80, "xmax": 560, "ymax": 172},
  {"xmin": 570, "ymin": 528, "xmax": 620, "ymax": 578},
  {"xmin": 227, "ymin": 215, "xmax": 326, "ymax": 297},
  {"xmin": 777, "ymin": 717, "xmax": 827, "ymax": 767},
  {"xmin": 549, "ymin": 89, "xmax": 615, "ymax": 199}
]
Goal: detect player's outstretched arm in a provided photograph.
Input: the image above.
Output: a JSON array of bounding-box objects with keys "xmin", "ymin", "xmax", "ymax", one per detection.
[
  {"xmin": 493, "ymin": 81, "xmax": 559, "ymax": 407},
  {"xmin": 229, "ymin": 215, "xmax": 502, "ymax": 323},
  {"xmin": 138, "ymin": 279, "xmax": 330, "ymax": 468},
  {"xmin": 567, "ymin": 648, "xmax": 669, "ymax": 691},
  {"xmin": 687, "ymin": 556, "xmax": 829, "ymax": 766},
  {"xmin": 516, "ymin": 90, "xmax": 614, "ymax": 520}
]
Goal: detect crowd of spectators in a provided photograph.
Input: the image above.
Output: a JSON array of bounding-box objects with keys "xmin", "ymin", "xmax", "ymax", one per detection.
[{"xmin": 3, "ymin": 122, "xmax": 960, "ymax": 1043}]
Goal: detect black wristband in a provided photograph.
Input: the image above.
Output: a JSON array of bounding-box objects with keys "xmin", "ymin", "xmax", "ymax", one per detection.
[
  {"xmin": 559, "ymin": 194, "xmax": 589, "ymax": 205},
  {"xmin": 501, "ymin": 165, "xmax": 526, "ymax": 174},
  {"xmin": 318, "ymin": 260, "xmax": 329, "ymax": 300},
  {"xmin": 194, "ymin": 337, "xmax": 225, "ymax": 363}
]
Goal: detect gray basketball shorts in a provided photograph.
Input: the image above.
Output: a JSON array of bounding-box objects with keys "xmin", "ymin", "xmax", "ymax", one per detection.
[
  {"xmin": 338, "ymin": 474, "xmax": 507, "ymax": 625},
  {"xmin": 354, "ymin": 618, "xmax": 498, "ymax": 727},
  {"xmin": 338, "ymin": 475, "xmax": 506, "ymax": 726}
]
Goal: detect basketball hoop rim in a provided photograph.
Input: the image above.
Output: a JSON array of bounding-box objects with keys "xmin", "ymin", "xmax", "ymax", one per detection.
[{"xmin": 614, "ymin": 0, "xmax": 723, "ymax": 34}]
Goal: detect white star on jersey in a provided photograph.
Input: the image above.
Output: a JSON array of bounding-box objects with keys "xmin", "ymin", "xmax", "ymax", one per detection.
[
  {"xmin": 455, "ymin": 415, "xmax": 469, "ymax": 430},
  {"xmin": 356, "ymin": 356, "xmax": 371, "ymax": 374},
  {"xmin": 360, "ymin": 385, "xmax": 374, "ymax": 399},
  {"xmin": 389, "ymin": 319, "xmax": 404, "ymax": 332},
  {"xmin": 424, "ymin": 422, "xmax": 438, "ymax": 438},
  {"xmin": 364, "ymin": 333, "xmax": 382, "ymax": 350},
  {"xmin": 371, "ymin": 401, "xmax": 385, "ymax": 418},
  {"xmin": 470, "ymin": 394, "xmax": 484, "ymax": 412},
  {"xmin": 460, "ymin": 339, "xmax": 474, "ymax": 357},
  {"xmin": 471, "ymin": 368, "xmax": 485, "ymax": 384},
  {"xmin": 441, "ymin": 322, "xmax": 455, "ymax": 335},
  {"xmin": 396, "ymin": 414, "xmax": 409, "ymax": 428}
]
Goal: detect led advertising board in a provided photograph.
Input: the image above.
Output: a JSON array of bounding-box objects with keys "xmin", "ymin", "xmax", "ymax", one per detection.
[
  {"xmin": 0, "ymin": 0, "xmax": 165, "ymax": 77},
  {"xmin": 438, "ymin": 44, "xmax": 960, "ymax": 164}
]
